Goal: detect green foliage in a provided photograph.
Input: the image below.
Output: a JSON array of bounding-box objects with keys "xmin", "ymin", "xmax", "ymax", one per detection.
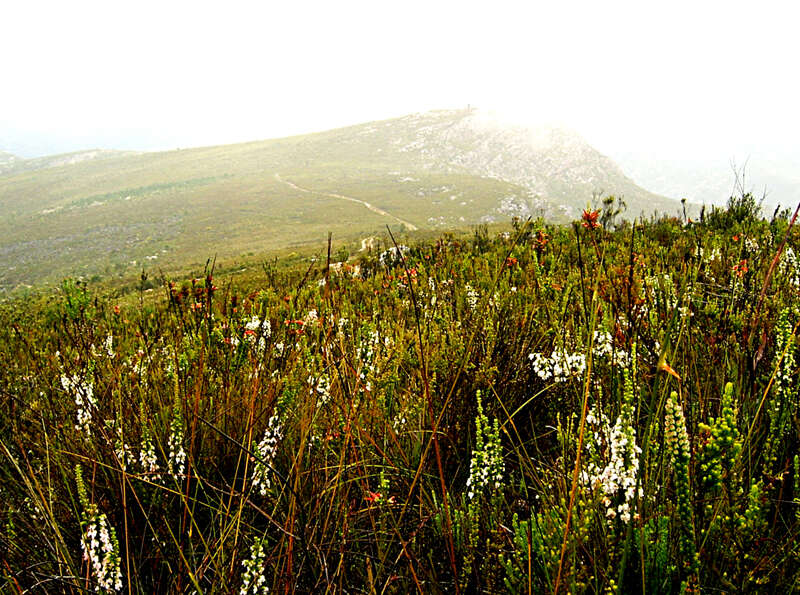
[
  {"xmin": 2, "ymin": 212, "xmax": 800, "ymax": 592},
  {"xmin": 698, "ymin": 382, "xmax": 741, "ymax": 497},
  {"xmin": 704, "ymin": 190, "xmax": 764, "ymax": 230}
]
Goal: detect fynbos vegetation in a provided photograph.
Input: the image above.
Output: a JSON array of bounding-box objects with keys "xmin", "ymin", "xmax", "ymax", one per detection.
[{"xmin": 2, "ymin": 199, "xmax": 800, "ymax": 593}]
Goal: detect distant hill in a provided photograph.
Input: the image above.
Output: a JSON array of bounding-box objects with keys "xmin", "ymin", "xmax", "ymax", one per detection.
[
  {"xmin": 0, "ymin": 148, "xmax": 138, "ymax": 176},
  {"xmin": 0, "ymin": 151, "xmax": 22, "ymax": 173},
  {"xmin": 0, "ymin": 109, "xmax": 683, "ymax": 292}
]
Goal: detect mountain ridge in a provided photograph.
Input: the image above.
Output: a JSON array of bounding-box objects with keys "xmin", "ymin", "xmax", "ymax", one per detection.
[{"xmin": 0, "ymin": 109, "xmax": 685, "ymax": 292}]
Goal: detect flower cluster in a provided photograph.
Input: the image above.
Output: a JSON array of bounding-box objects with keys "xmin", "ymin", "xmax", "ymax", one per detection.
[
  {"xmin": 379, "ymin": 245, "xmax": 409, "ymax": 267},
  {"xmin": 138, "ymin": 432, "xmax": 160, "ymax": 479},
  {"xmin": 358, "ymin": 328, "xmax": 382, "ymax": 393},
  {"xmin": 167, "ymin": 409, "xmax": 186, "ymax": 480},
  {"xmin": 665, "ymin": 393, "xmax": 696, "ymax": 569},
  {"xmin": 665, "ymin": 395, "xmax": 691, "ymax": 467},
  {"xmin": 240, "ymin": 535, "xmax": 270, "ymax": 594},
  {"xmin": 592, "ymin": 331, "xmax": 630, "ymax": 368},
  {"xmin": 582, "ymin": 404, "xmax": 642, "ymax": 524},
  {"xmin": 62, "ymin": 374, "xmax": 96, "ymax": 437},
  {"xmin": 303, "ymin": 309, "xmax": 318, "ymax": 326},
  {"xmin": 252, "ymin": 413, "xmax": 283, "ymax": 496},
  {"xmin": 466, "ymin": 391, "xmax": 504, "ymax": 500},
  {"xmin": 245, "ymin": 315, "xmax": 271, "ymax": 337},
  {"xmin": 731, "ymin": 259, "xmax": 748, "ymax": 278},
  {"xmin": 309, "ymin": 373, "xmax": 331, "ymax": 407},
  {"xmin": 244, "ymin": 315, "xmax": 270, "ymax": 355},
  {"xmin": 581, "ymin": 208, "xmax": 601, "ymax": 230},
  {"xmin": 82, "ymin": 511, "xmax": 123, "ymax": 592},
  {"xmin": 643, "ymin": 273, "xmax": 678, "ymax": 312},
  {"xmin": 465, "ymin": 283, "xmax": 479, "ymax": 311},
  {"xmin": 698, "ymin": 382, "xmax": 741, "ymax": 495},
  {"xmin": 91, "ymin": 334, "xmax": 116, "ymax": 359},
  {"xmin": 76, "ymin": 465, "xmax": 122, "ymax": 593},
  {"xmin": 779, "ymin": 246, "xmax": 800, "ymax": 288},
  {"xmin": 763, "ymin": 309, "xmax": 796, "ymax": 473},
  {"xmin": 109, "ymin": 422, "xmax": 134, "ymax": 471},
  {"xmin": 528, "ymin": 350, "xmax": 586, "ymax": 383}
]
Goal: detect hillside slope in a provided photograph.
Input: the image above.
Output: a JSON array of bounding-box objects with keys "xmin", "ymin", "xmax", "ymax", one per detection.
[{"xmin": 0, "ymin": 109, "xmax": 682, "ymax": 291}]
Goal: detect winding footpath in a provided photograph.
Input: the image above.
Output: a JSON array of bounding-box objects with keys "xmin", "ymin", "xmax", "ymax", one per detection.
[{"xmin": 274, "ymin": 174, "xmax": 419, "ymax": 231}]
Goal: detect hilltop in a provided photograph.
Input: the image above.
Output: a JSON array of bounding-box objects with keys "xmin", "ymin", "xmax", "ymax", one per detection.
[{"xmin": 0, "ymin": 109, "xmax": 684, "ymax": 292}]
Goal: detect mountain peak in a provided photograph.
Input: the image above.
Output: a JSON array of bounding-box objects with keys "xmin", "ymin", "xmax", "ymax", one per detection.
[{"xmin": 365, "ymin": 108, "xmax": 677, "ymax": 218}]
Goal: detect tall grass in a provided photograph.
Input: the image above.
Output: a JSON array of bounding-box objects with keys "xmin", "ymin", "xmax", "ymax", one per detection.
[{"xmin": 2, "ymin": 206, "xmax": 800, "ymax": 592}]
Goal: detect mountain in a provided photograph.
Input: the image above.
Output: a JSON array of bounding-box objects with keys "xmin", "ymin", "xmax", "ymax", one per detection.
[
  {"xmin": 0, "ymin": 109, "xmax": 683, "ymax": 292},
  {"xmin": 348, "ymin": 109, "xmax": 683, "ymax": 218}
]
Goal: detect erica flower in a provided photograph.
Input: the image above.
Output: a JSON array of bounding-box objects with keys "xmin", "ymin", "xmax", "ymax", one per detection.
[
  {"xmin": 252, "ymin": 413, "xmax": 283, "ymax": 496},
  {"xmin": 240, "ymin": 536, "xmax": 270, "ymax": 594},
  {"xmin": 62, "ymin": 374, "xmax": 96, "ymax": 437},
  {"xmin": 81, "ymin": 511, "xmax": 123, "ymax": 592}
]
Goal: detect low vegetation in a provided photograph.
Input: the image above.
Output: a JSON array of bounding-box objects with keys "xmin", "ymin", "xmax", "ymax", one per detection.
[{"xmin": 2, "ymin": 196, "xmax": 800, "ymax": 593}]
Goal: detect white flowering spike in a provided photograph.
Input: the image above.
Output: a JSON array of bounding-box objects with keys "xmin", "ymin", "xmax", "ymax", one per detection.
[
  {"xmin": 167, "ymin": 410, "xmax": 186, "ymax": 480},
  {"xmin": 582, "ymin": 374, "xmax": 642, "ymax": 525},
  {"xmin": 466, "ymin": 391, "xmax": 504, "ymax": 500},
  {"xmin": 81, "ymin": 510, "xmax": 123, "ymax": 592},
  {"xmin": 139, "ymin": 434, "xmax": 160, "ymax": 479},
  {"xmin": 465, "ymin": 283, "xmax": 479, "ymax": 311},
  {"xmin": 779, "ymin": 246, "xmax": 800, "ymax": 288},
  {"xmin": 104, "ymin": 334, "xmax": 115, "ymax": 358},
  {"xmin": 240, "ymin": 535, "xmax": 270, "ymax": 594},
  {"xmin": 252, "ymin": 413, "xmax": 283, "ymax": 496},
  {"xmin": 62, "ymin": 374, "xmax": 96, "ymax": 437}
]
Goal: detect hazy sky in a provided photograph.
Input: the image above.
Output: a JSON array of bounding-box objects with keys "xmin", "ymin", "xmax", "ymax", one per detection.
[{"xmin": 2, "ymin": 0, "xmax": 798, "ymax": 162}]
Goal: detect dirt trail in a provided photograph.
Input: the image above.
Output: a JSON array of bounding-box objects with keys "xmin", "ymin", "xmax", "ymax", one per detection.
[{"xmin": 274, "ymin": 174, "xmax": 418, "ymax": 231}]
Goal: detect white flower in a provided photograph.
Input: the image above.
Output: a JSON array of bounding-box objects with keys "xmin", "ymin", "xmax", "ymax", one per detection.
[
  {"xmin": 167, "ymin": 411, "xmax": 186, "ymax": 480},
  {"xmin": 465, "ymin": 284, "xmax": 479, "ymax": 311},
  {"xmin": 104, "ymin": 334, "xmax": 115, "ymax": 358},
  {"xmin": 582, "ymin": 404, "xmax": 641, "ymax": 526},
  {"xmin": 81, "ymin": 510, "xmax": 123, "ymax": 592},
  {"xmin": 62, "ymin": 374, "xmax": 96, "ymax": 437},
  {"xmin": 779, "ymin": 247, "xmax": 800, "ymax": 288},
  {"xmin": 252, "ymin": 413, "xmax": 283, "ymax": 496},
  {"xmin": 303, "ymin": 309, "xmax": 318, "ymax": 325},
  {"xmin": 379, "ymin": 245, "xmax": 409, "ymax": 266},
  {"xmin": 240, "ymin": 536, "xmax": 270, "ymax": 594},
  {"xmin": 139, "ymin": 434, "xmax": 160, "ymax": 479}
]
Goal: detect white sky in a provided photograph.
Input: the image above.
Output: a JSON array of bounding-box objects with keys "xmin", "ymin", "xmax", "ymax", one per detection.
[{"xmin": 2, "ymin": 0, "xmax": 798, "ymax": 161}]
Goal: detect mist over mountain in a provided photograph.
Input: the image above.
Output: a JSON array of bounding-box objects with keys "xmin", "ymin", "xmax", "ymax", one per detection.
[
  {"xmin": 612, "ymin": 150, "xmax": 800, "ymax": 212},
  {"xmin": 0, "ymin": 108, "xmax": 685, "ymax": 292}
]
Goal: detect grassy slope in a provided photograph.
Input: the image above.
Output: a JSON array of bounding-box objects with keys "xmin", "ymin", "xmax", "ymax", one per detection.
[{"xmin": 0, "ymin": 111, "xmax": 679, "ymax": 292}]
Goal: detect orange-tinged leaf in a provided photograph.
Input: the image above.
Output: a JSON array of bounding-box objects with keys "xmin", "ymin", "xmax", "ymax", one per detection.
[{"xmin": 658, "ymin": 360, "xmax": 682, "ymax": 381}]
